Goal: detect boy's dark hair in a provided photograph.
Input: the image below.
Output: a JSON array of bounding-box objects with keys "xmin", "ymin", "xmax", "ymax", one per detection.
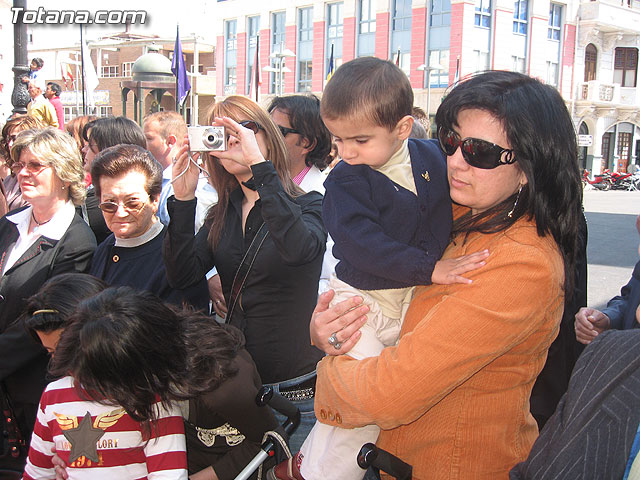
[
  {"xmin": 268, "ymin": 94, "xmax": 332, "ymax": 170},
  {"xmin": 31, "ymin": 57, "xmax": 44, "ymax": 69},
  {"xmin": 91, "ymin": 144, "xmax": 163, "ymax": 201},
  {"xmin": 47, "ymin": 82, "xmax": 61, "ymax": 96},
  {"xmin": 320, "ymin": 56, "xmax": 413, "ymax": 130}
]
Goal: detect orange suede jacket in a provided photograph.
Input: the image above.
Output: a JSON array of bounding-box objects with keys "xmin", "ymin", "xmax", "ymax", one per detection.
[{"xmin": 314, "ymin": 216, "xmax": 564, "ymax": 479}]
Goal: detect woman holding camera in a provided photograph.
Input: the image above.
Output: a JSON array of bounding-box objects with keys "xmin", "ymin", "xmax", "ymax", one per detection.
[{"xmin": 164, "ymin": 96, "xmax": 326, "ymax": 449}]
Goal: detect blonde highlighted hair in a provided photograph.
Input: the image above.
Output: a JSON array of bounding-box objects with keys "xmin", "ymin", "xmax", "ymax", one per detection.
[{"xmin": 11, "ymin": 127, "xmax": 87, "ymax": 205}]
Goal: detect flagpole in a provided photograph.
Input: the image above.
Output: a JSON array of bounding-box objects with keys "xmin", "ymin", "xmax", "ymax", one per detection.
[
  {"xmin": 79, "ymin": 25, "xmax": 86, "ymax": 115},
  {"xmin": 175, "ymin": 26, "xmax": 179, "ymax": 112},
  {"xmin": 255, "ymin": 34, "xmax": 260, "ymax": 103}
]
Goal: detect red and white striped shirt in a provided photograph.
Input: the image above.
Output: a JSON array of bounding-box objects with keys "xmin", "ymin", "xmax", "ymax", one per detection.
[{"xmin": 23, "ymin": 376, "xmax": 188, "ymax": 480}]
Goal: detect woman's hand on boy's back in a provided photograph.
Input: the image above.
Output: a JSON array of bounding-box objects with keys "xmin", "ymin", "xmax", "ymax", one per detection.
[{"xmin": 431, "ymin": 250, "xmax": 490, "ymax": 285}]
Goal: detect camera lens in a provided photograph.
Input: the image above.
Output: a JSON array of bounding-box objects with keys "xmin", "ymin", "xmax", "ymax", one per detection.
[{"xmin": 202, "ymin": 128, "xmax": 223, "ymax": 149}]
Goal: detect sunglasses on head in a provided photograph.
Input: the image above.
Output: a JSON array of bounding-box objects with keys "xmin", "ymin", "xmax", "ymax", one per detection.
[
  {"xmin": 437, "ymin": 127, "xmax": 516, "ymax": 170},
  {"xmin": 277, "ymin": 125, "xmax": 300, "ymax": 137}
]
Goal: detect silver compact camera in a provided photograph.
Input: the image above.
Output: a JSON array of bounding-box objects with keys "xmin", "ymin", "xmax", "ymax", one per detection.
[{"xmin": 188, "ymin": 125, "xmax": 226, "ymax": 152}]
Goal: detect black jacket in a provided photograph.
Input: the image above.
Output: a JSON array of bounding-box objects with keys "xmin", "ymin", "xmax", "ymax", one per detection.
[
  {"xmin": 0, "ymin": 207, "xmax": 96, "ymax": 459},
  {"xmin": 164, "ymin": 162, "xmax": 325, "ymax": 384}
]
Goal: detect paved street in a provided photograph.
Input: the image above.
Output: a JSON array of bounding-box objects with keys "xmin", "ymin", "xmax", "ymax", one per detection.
[{"xmin": 584, "ymin": 188, "xmax": 640, "ymax": 310}]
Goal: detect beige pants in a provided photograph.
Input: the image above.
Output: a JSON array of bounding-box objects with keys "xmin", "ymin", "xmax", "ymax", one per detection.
[{"xmin": 299, "ymin": 277, "xmax": 413, "ymax": 480}]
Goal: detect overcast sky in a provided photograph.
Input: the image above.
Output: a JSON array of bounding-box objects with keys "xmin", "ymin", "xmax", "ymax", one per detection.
[{"xmin": 25, "ymin": 1, "xmax": 211, "ymax": 47}]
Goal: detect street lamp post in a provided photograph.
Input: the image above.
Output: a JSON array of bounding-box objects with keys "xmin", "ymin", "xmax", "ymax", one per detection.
[
  {"xmin": 11, "ymin": 0, "xmax": 30, "ymax": 115},
  {"xmin": 417, "ymin": 63, "xmax": 445, "ymax": 135},
  {"xmin": 266, "ymin": 42, "xmax": 295, "ymax": 96},
  {"xmin": 417, "ymin": 63, "xmax": 445, "ymax": 117}
]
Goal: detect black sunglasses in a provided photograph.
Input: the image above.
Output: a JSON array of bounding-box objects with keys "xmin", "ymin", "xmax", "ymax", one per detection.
[
  {"xmin": 239, "ymin": 120, "xmax": 264, "ymax": 134},
  {"xmin": 437, "ymin": 127, "xmax": 515, "ymax": 170},
  {"xmin": 277, "ymin": 125, "xmax": 300, "ymax": 137}
]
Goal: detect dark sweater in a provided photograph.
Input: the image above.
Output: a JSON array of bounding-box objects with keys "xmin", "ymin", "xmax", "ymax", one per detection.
[{"xmin": 90, "ymin": 226, "xmax": 208, "ymax": 311}]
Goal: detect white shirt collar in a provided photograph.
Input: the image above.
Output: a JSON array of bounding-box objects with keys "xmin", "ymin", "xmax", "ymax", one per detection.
[{"xmin": 7, "ymin": 201, "xmax": 76, "ymax": 241}]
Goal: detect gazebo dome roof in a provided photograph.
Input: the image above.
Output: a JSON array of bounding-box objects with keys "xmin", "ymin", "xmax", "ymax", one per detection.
[{"xmin": 132, "ymin": 51, "xmax": 174, "ymax": 83}]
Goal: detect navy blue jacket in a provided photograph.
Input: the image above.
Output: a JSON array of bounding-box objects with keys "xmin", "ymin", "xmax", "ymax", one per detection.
[
  {"xmin": 323, "ymin": 138, "xmax": 452, "ymax": 290},
  {"xmin": 602, "ymin": 259, "xmax": 640, "ymax": 331}
]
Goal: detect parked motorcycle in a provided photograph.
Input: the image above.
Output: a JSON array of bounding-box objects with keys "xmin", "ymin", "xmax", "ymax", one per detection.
[
  {"xmin": 609, "ymin": 171, "xmax": 633, "ymax": 190},
  {"xmin": 582, "ymin": 169, "xmax": 613, "ymax": 190},
  {"xmin": 619, "ymin": 171, "xmax": 640, "ymax": 191}
]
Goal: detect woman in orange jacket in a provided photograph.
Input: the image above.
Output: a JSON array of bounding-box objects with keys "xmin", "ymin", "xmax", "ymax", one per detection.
[{"xmin": 308, "ymin": 71, "xmax": 584, "ymax": 479}]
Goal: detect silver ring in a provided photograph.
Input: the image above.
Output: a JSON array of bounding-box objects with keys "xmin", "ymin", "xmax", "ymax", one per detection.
[
  {"xmin": 333, "ymin": 342, "xmax": 342, "ymax": 350},
  {"xmin": 172, "ymin": 156, "xmax": 177, "ymax": 164},
  {"xmin": 328, "ymin": 332, "xmax": 338, "ymax": 346}
]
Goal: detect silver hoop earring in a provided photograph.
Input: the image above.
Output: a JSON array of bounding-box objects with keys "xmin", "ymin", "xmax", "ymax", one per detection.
[{"xmin": 507, "ymin": 185, "xmax": 523, "ymax": 219}]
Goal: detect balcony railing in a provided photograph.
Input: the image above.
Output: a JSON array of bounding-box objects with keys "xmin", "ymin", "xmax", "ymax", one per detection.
[
  {"xmin": 579, "ymin": 0, "xmax": 640, "ymax": 32},
  {"xmin": 579, "ymin": 80, "xmax": 620, "ymax": 103}
]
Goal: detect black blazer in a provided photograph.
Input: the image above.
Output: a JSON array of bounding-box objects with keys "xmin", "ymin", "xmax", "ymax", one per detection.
[
  {"xmin": 0, "ymin": 207, "xmax": 96, "ymax": 446},
  {"xmin": 511, "ymin": 329, "xmax": 640, "ymax": 479}
]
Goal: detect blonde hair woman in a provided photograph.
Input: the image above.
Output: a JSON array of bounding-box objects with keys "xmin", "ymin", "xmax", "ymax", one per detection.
[{"xmin": 0, "ymin": 127, "xmax": 96, "ymax": 474}]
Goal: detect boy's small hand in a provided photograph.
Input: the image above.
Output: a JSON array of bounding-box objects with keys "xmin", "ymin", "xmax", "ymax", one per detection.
[{"xmin": 431, "ymin": 249, "xmax": 489, "ymax": 285}]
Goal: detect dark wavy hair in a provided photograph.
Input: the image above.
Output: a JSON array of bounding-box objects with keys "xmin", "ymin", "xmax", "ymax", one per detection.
[
  {"xmin": 268, "ymin": 95, "xmax": 332, "ymax": 170},
  {"xmin": 82, "ymin": 116, "xmax": 147, "ymax": 152},
  {"xmin": 23, "ymin": 273, "xmax": 107, "ymax": 343},
  {"xmin": 49, "ymin": 287, "xmax": 245, "ymax": 423},
  {"xmin": 435, "ymin": 70, "xmax": 583, "ymax": 296}
]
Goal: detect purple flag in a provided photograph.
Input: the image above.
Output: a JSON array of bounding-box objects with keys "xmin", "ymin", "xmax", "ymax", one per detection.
[{"xmin": 172, "ymin": 25, "xmax": 191, "ymax": 108}]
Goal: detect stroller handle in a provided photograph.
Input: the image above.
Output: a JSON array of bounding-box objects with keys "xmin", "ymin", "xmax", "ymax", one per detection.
[
  {"xmin": 357, "ymin": 443, "xmax": 413, "ymax": 480},
  {"xmin": 234, "ymin": 386, "xmax": 301, "ymax": 480},
  {"xmin": 256, "ymin": 385, "xmax": 301, "ymax": 435}
]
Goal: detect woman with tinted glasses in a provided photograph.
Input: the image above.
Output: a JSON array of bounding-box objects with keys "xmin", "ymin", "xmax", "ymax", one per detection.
[
  {"xmin": 307, "ymin": 71, "xmax": 583, "ymax": 478},
  {"xmin": 165, "ymin": 95, "xmax": 326, "ymax": 450},
  {"xmin": 0, "ymin": 127, "xmax": 96, "ymax": 474},
  {"xmin": 88, "ymin": 144, "xmax": 207, "ymax": 310},
  {"xmin": 1, "ymin": 115, "xmax": 45, "ymax": 213},
  {"xmin": 78, "ymin": 116, "xmax": 148, "ymax": 244}
]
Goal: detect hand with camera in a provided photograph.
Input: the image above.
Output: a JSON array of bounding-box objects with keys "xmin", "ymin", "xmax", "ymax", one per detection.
[
  {"xmin": 171, "ymin": 138, "xmax": 200, "ymax": 201},
  {"xmin": 212, "ymin": 116, "xmax": 267, "ymax": 168}
]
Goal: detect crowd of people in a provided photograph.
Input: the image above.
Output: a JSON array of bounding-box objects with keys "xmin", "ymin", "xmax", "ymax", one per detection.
[{"xmin": 0, "ymin": 55, "xmax": 635, "ymax": 480}]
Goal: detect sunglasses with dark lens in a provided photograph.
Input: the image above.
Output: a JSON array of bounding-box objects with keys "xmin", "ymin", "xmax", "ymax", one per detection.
[
  {"xmin": 98, "ymin": 198, "xmax": 147, "ymax": 214},
  {"xmin": 238, "ymin": 120, "xmax": 264, "ymax": 134},
  {"xmin": 277, "ymin": 125, "xmax": 300, "ymax": 137},
  {"xmin": 437, "ymin": 127, "xmax": 516, "ymax": 170}
]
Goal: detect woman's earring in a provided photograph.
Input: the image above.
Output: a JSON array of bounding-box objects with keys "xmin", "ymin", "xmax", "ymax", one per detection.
[{"xmin": 507, "ymin": 184, "xmax": 523, "ymax": 218}]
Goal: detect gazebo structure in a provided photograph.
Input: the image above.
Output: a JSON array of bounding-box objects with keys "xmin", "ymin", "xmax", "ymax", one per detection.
[{"xmin": 121, "ymin": 47, "xmax": 175, "ymax": 125}]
